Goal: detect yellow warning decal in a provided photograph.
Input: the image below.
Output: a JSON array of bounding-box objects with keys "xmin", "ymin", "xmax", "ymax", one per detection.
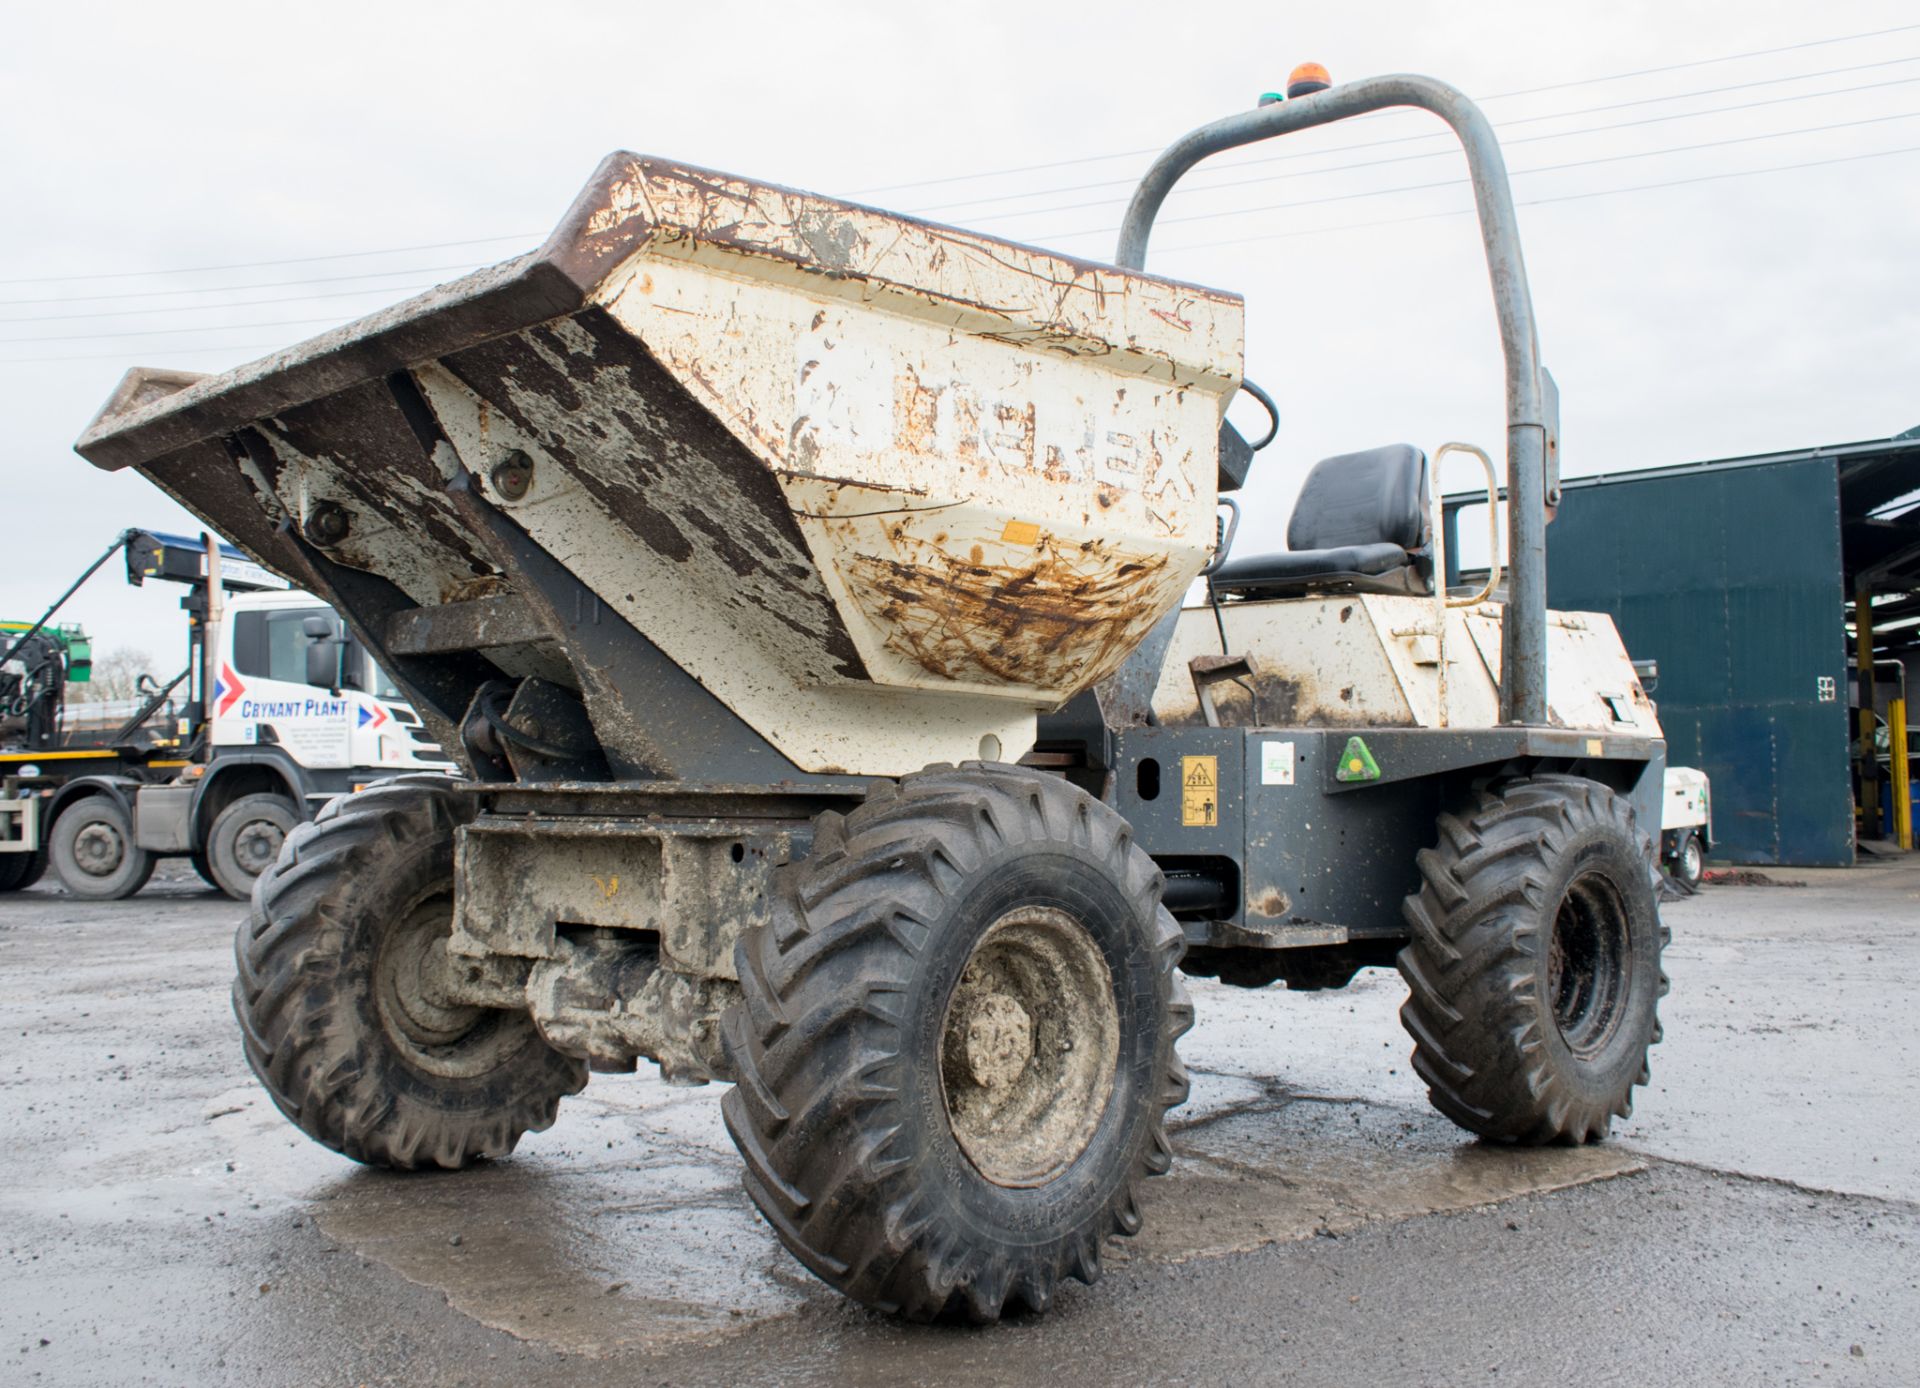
[
  {"xmin": 1000, "ymin": 518, "xmax": 1041, "ymax": 546},
  {"xmin": 1181, "ymin": 754, "xmax": 1219, "ymax": 828}
]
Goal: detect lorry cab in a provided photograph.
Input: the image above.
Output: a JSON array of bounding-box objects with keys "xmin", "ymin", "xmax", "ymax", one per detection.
[
  {"xmin": 128, "ymin": 589, "xmax": 454, "ymax": 899},
  {"xmin": 213, "ymin": 589, "xmax": 450, "ymax": 780}
]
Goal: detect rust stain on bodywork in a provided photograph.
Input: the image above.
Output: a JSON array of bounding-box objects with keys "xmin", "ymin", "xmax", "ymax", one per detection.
[
  {"xmin": 1250, "ymin": 889, "xmax": 1291, "ymax": 919},
  {"xmin": 843, "ymin": 538, "xmax": 1172, "ymax": 690}
]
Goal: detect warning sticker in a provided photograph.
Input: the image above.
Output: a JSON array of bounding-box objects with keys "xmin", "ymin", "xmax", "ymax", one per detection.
[{"xmin": 1181, "ymin": 755, "xmax": 1219, "ymax": 828}]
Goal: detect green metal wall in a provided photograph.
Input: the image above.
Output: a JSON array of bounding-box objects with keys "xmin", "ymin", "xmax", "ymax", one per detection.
[{"xmin": 1546, "ymin": 458, "xmax": 1853, "ymax": 866}]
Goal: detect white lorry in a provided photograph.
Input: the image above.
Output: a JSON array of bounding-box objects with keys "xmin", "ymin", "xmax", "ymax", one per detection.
[{"xmin": 2, "ymin": 532, "xmax": 451, "ymax": 900}]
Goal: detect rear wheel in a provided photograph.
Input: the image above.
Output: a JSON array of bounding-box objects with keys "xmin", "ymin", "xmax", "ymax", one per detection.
[
  {"xmin": 49, "ymin": 797, "xmax": 153, "ymax": 901},
  {"xmin": 206, "ymin": 792, "xmax": 299, "ymax": 900},
  {"xmin": 722, "ymin": 763, "xmax": 1190, "ymax": 1321},
  {"xmin": 0, "ymin": 849, "xmax": 46, "ymax": 892},
  {"xmin": 234, "ymin": 777, "xmax": 585, "ymax": 1169},
  {"xmin": 1397, "ymin": 774, "xmax": 1666, "ymax": 1144}
]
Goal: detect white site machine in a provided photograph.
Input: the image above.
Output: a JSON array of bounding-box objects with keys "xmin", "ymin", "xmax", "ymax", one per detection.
[{"xmin": 1661, "ymin": 765, "xmax": 1712, "ymax": 886}]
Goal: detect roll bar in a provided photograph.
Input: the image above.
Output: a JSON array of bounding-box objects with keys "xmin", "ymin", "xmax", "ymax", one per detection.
[{"xmin": 1115, "ymin": 74, "xmax": 1555, "ymax": 726}]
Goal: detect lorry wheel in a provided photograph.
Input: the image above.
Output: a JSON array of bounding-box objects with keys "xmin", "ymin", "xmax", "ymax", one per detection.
[
  {"xmin": 1397, "ymin": 774, "xmax": 1667, "ymax": 1145},
  {"xmin": 0, "ymin": 849, "xmax": 47, "ymax": 892},
  {"xmin": 189, "ymin": 848, "xmax": 220, "ymax": 892},
  {"xmin": 49, "ymin": 797, "xmax": 154, "ymax": 901},
  {"xmin": 234, "ymin": 777, "xmax": 586, "ymax": 1169},
  {"xmin": 1673, "ymin": 830, "xmax": 1704, "ymax": 888},
  {"xmin": 722, "ymin": 762, "xmax": 1191, "ymax": 1321},
  {"xmin": 206, "ymin": 793, "xmax": 300, "ymax": 900}
]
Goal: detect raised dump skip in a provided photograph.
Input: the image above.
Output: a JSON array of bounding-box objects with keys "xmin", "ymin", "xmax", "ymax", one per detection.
[{"xmin": 76, "ymin": 155, "xmax": 1246, "ymax": 776}]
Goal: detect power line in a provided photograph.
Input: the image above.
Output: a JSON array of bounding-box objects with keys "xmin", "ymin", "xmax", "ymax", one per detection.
[
  {"xmin": 1152, "ymin": 143, "xmax": 1920, "ymax": 257},
  {"xmin": 4, "ymin": 141, "xmax": 1910, "ymax": 364},
  {"xmin": 7, "ymin": 26, "xmax": 1913, "ymax": 303},
  {"xmin": 0, "ymin": 341, "xmax": 289, "ymax": 365},
  {"xmin": 845, "ymin": 22, "xmax": 1920, "ymax": 199},
  {"xmin": 0, "ymin": 313, "xmax": 375, "ymax": 346},
  {"xmin": 19, "ymin": 55, "xmax": 1903, "ymax": 324},
  {"xmin": 3, "ymin": 24, "xmax": 1914, "ymax": 296},
  {"xmin": 1025, "ymin": 111, "xmax": 1920, "ymax": 244},
  {"xmin": 905, "ymin": 56, "xmax": 1920, "ymax": 220},
  {"xmin": 7, "ymin": 111, "xmax": 1910, "ymax": 345},
  {"xmin": 1519, "ymin": 139, "xmax": 1920, "ymax": 207},
  {"xmin": 1197, "ymin": 72, "xmax": 1920, "ymax": 208},
  {"xmin": 0, "ymin": 279, "xmax": 442, "ymax": 326},
  {"xmin": 12, "ymin": 114, "xmax": 1909, "ymax": 349},
  {"xmin": 933, "ymin": 72, "xmax": 1920, "ymax": 228},
  {"xmin": 0, "ymin": 234, "xmax": 536, "ymax": 289},
  {"xmin": 0, "ymin": 260, "xmax": 485, "ymax": 310},
  {"xmin": 1483, "ymin": 53, "xmax": 1920, "ymax": 125},
  {"xmin": 1481, "ymin": 22, "xmax": 1920, "ymax": 100}
]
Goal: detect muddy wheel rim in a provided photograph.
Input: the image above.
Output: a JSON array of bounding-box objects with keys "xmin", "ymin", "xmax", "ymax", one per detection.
[
  {"xmin": 374, "ymin": 894, "xmax": 512, "ymax": 1077},
  {"xmin": 1545, "ymin": 871, "xmax": 1632, "ymax": 1058},
  {"xmin": 1681, "ymin": 835, "xmax": 1703, "ymax": 882},
  {"xmin": 231, "ymin": 818, "xmax": 286, "ymax": 878},
  {"xmin": 938, "ymin": 906, "xmax": 1119, "ymax": 1188},
  {"xmin": 72, "ymin": 820, "xmax": 125, "ymax": 877}
]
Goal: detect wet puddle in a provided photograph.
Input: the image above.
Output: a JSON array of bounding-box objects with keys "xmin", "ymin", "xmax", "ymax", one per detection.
[{"xmin": 205, "ymin": 1062, "xmax": 1640, "ymax": 1357}]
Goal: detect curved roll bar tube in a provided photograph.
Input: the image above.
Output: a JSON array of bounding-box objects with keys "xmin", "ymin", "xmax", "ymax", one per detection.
[{"xmin": 1115, "ymin": 74, "xmax": 1552, "ymax": 726}]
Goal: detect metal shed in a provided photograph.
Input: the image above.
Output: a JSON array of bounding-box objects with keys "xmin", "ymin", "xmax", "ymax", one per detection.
[{"xmin": 1531, "ymin": 427, "xmax": 1920, "ymax": 867}]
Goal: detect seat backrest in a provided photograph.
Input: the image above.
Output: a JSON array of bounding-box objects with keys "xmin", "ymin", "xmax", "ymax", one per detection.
[{"xmin": 1286, "ymin": 444, "xmax": 1429, "ymax": 553}]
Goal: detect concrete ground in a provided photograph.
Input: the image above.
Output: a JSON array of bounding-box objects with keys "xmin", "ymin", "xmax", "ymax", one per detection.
[{"xmin": 2, "ymin": 852, "xmax": 1916, "ymax": 1386}]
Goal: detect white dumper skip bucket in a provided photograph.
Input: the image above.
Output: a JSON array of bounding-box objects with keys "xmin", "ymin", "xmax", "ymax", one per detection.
[{"xmin": 77, "ymin": 156, "xmax": 1245, "ymax": 777}]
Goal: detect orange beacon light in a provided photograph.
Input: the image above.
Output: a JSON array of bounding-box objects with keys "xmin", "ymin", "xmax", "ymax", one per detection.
[{"xmin": 1286, "ymin": 62, "xmax": 1332, "ymax": 99}]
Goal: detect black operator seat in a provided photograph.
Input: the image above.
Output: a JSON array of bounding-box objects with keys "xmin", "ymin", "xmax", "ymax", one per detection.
[{"xmin": 1209, "ymin": 443, "xmax": 1432, "ymax": 599}]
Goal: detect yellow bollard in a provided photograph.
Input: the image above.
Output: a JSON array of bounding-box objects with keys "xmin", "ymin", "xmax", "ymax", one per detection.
[{"xmin": 1892, "ymin": 695, "xmax": 1913, "ymax": 851}]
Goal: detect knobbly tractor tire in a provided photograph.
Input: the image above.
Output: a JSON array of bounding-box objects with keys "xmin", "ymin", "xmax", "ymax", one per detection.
[
  {"xmin": 722, "ymin": 762, "xmax": 1191, "ymax": 1322},
  {"xmin": 49, "ymin": 795, "xmax": 154, "ymax": 901},
  {"xmin": 234, "ymin": 776, "xmax": 585, "ymax": 1169},
  {"xmin": 206, "ymin": 792, "xmax": 300, "ymax": 901},
  {"xmin": 1398, "ymin": 774, "xmax": 1668, "ymax": 1145}
]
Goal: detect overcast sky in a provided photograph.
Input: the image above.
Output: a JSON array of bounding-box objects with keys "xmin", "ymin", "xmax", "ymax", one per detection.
[{"xmin": 3, "ymin": 0, "xmax": 1916, "ymax": 666}]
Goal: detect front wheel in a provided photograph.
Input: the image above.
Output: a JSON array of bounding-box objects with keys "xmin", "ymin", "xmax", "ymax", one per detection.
[
  {"xmin": 234, "ymin": 777, "xmax": 585, "ymax": 1169},
  {"xmin": 722, "ymin": 763, "xmax": 1190, "ymax": 1321},
  {"xmin": 189, "ymin": 847, "xmax": 220, "ymax": 892},
  {"xmin": 1673, "ymin": 830, "xmax": 1705, "ymax": 887},
  {"xmin": 49, "ymin": 797, "xmax": 154, "ymax": 900},
  {"xmin": 1397, "ymin": 774, "xmax": 1667, "ymax": 1145}
]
